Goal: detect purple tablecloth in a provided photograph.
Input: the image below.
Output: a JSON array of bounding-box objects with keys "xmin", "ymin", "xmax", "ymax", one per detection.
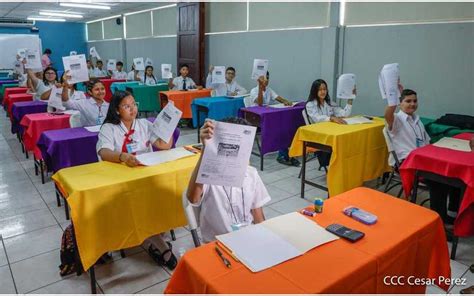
[
  {"xmin": 11, "ymin": 101, "xmax": 48, "ymax": 134},
  {"xmin": 238, "ymin": 102, "xmax": 305, "ymax": 155}
]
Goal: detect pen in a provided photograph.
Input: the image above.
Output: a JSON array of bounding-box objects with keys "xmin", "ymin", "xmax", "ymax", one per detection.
[
  {"xmin": 216, "ymin": 241, "xmax": 240, "ymax": 262},
  {"xmin": 215, "ymin": 246, "xmax": 231, "ymax": 268}
]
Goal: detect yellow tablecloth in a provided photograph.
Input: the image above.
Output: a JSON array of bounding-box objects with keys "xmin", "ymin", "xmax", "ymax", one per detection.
[
  {"xmin": 289, "ymin": 118, "xmax": 390, "ymax": 196},
  {"xmin": 52, "ymin": 155, "xmax": 199, "ymax": 270}
]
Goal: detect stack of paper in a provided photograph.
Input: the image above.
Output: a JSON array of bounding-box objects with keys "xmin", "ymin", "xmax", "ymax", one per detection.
[
  {"xmin": 136, "ymin": 147, "xmax": 195, "ymax": 166},
  {"xmin": 268, "ymin": 103, "xmax": 295, "ymax": 108},
  {"xmin": 217, "ymin": 212, "xmax": 339, "ymax": 272},
  {"xmin": 433, "ymin": 137, "xmax": 471, "ymax": 152},
  {"xmin": 344, "ymin": 116, "xmax": 373, "ymax": 125}
]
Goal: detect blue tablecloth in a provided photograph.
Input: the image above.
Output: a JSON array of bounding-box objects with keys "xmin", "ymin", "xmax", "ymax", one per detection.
[
  {"xmin": 191, "ymin": 96, "xmax": 245, "ymax": 128},
  {"xmin": 110, "ymin": 81, "xmax": 140, "ymax": 95}
]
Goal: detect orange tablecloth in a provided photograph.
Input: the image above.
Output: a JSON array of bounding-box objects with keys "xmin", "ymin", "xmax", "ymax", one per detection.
[
  {"xmin": 100, "ymin": 78, "xmax": 126, "ymax": 102},
  {"xmin": 7, "ymin": 93, "xmax": 33, "ymax": 117},
  {"xmin": 165, "ymin": 187, "xmax": 451, "ymax": 294},
  {"xmin": 160, "ymin": 89, "xmax": 211, "ymax": 119},
  {"xmin": 20, "ymin": 112, "xmax": 71, "ymax": 159}
]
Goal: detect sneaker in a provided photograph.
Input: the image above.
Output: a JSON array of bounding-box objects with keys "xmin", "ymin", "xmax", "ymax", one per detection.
[
  {"xmin": 276, "ymin": 156, "xmax": 292, "ymax": 166},
  {"xmin": 290, "ymin": 158, "xmax": 300, "ymax": 167}
]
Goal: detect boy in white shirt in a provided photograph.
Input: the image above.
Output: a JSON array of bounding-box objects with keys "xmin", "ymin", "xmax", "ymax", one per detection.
[
  {"xmin": 385, "ymin": 88, "xmax": 459, "ymax": 225},
  {"xmin": 187, "ymin": 117, "xmax": 271, "ymax": 243},
  {"xmin": 93, "ymin": 60, "xmax": 109, "ymax": 78},
  {"xmin": 111, "ymin": 61, "xmax": 128, "ymax": 80},
  {"xmin": 169, "ymin": 64, "xmax": 201, "ymax": 91},
  {"xmin": 87, "ymin": 60, "xmax": 95, "ymax": 78},
  {"xmin": 206, "ymin": 65, "xmax": 246, "ymax": 97}
]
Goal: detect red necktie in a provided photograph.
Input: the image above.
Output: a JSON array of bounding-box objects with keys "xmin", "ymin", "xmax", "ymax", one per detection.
[{"xmin": 121, "ymin": 129, "xmax": 136, "ymax": 155}]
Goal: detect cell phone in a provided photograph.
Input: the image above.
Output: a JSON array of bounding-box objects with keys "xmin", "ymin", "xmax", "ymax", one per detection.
[{"xmin": 326, "ymin": 223, "xmax": 365, "ymax": 242}]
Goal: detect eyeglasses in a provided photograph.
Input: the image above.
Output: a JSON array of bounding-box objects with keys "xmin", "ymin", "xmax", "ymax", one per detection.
[
  {"xmin": 119, "ymin": 102, "xmax": 139, "ymax": 111},
  {"xmin": 45, "ymin": 72, "xmax": 56, "ymax": 75}
]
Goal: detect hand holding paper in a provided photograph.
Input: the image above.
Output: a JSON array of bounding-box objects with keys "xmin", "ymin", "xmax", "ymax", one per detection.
[
  {"xmin": 161, "ymin": 64, "xmax": 172, "ymax": 79},
  {"xmin": 212, "ymin": 66, "xmax": 226, "ymax": 84},
  {"xmin": 107, "ymin": 59, "xmax": 116, "ymax": 71},
  {"xmin": 25, "ymin": 49, "xmax": 42, "ymax": 69},
  {"xmin": 337, "ymin": 74, "xmax": 356, "ymax": 100},
  {"xmin": 48, "ymin": 86, "xmax": 66, "ymax": 111},
  {"xmin": 145, "ymin": 58, "xmax": 153, "ymax": 67},
  {"xmin": 251, "ymin": 59, "xmax": 269, "ymax": 80},
  {"xmin": 153, "ymin": 102, "xmax": 182, "ymax": 144},
  {"xmin": 89, "ymin": 47, "xmax": 101, "ymax": 60},
  {"xmin": 62, "ymin": 54, "xmax": 88, "ymax": 84},
  {"xmin": 133, "ymin": 57, "xmax": 145, "ymax": 71}
]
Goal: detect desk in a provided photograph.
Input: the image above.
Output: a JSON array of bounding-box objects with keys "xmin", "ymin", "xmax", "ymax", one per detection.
[
  {"xmin": 160, "ymin": 89, "xmax": 212, "ymax": 119},
  {"xmin": 191, "ymin": 96, "xmax": 245, "ymax": 139},
  {"xmin": 2, "ymin": 87, "xmax": 27, "ymax": 110},
  {"xmin": 110, "ymin": 81, "xmax": 140, "ymax": 94},
  {"xmin": 11, "ymin": 101, "xmax": 47, "ymax": 134},
  {"xmin": 400, "ymin": 133, "xmax": 474, "ymax": 240},
  {"xmin": 6, "ymin": 93, "xmax": 33, "ymax": 117},
  {"xmin": 0, "ymin": 83, "xmax": 20, "ymax": 101},
  {"xmin": 52, "ymin": 155, "xmax": 199, "ymax": 290},
  {"xmin": 99, "ymin": 78, "xmax": 126, "ymax": 102},
  {"xmin": 289, "ymin": 118, "xmax": 389, "ymax": 197},
  {"xmin": 238, "ymin": 103, "xmax": 305, "ymax": 171},
  {"xmin": 165, "ymin": 187, "xmax": 451, "ymax": 294},
  {"xmin": 126, "ymin": 84, "xmax": 168, "ymax": 113}
]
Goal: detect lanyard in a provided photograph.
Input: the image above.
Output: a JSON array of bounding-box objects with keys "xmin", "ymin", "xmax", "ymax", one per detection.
[
  {"xmin": 222, "ymin": 186, "xmax": 246, "ymax": 224},
  {"xmin": 407, "ymin": 118, "xmax": 424, "ymax": 140},
  {"xmin": 226, "ymin": 82, "xmax": 233, "ymax": 94}
]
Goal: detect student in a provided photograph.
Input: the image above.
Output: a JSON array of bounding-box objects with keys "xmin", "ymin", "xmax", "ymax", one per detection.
[
  {"xmin": 60, "ymin": 72, "xmax": 87, "ymax": 101},
  {"xmin": 23, "ymin": 59, "xmax": 58, "ymax": 100},
  {"xmin": 41, "ymin": 48, "xmax": 53, "ymax": 69},
  {"xmin": 96, "ymin": 90, "xmax": 177, "ymax": 269},
  {"xmin": 187, "ymin": 117, "xmax": 270, "ymax": 243},
  {"xmin": 86, "ymin": 59, "xmax": 95, "ymax": 78},
  {"xmin": 385, "ymin": 88, "xmax": 459, "ymax": 224},
  {"xmin": 127, "ymin": 64, "xmax": 142, "ymax": 82},
  {"xmin": 110, "ymin": 61, "xmax": 128, "ymax": 80},
  {"xmin": 206, "ymin": 65, "xmax": 246, "ymax": 97},
  {"xmin": 248, "ymin": 72, "xmax": 298, "ymax": 166},
  {"xmin": 169, "ymin": 64, "xmax": 200, "ymax": 90},
  {"xmin": 62, "ymin": 78, "xmax": 109, "ymax": 127},
  {"xmin": 138, "ymin": 65, "xmax": 157, "ymax": 86},
  {"xmin": 93, "ymin": 60, "xmax": 108, "ymax": 78},
  {"xmin": 305, "ymin": 79, "xmax": 353, "ymax": 124}
]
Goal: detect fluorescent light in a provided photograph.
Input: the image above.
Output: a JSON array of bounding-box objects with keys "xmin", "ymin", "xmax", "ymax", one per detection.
[
  {"xmin": 59, "ymin": 3, "xmax": 111, "ymax": 10},
  {"xmin": 28, "ymin": 17, "xmax": 66, "ymax": 22},
  {"xmin": 39, "ymin": 11, "xmax": 83, "ymax": 18}
]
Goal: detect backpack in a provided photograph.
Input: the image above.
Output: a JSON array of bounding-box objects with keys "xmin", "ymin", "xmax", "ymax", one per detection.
[
  {"xmin": 434, "ymin": 114, "xmax": 474, "ymax": 130},
  {"xmin": 59, "ymin": 224, "xmax": 83, "ymax": 277}
]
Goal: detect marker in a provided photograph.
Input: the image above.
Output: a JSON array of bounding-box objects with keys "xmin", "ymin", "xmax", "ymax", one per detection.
[{"xmin": 301, "ymin": 209, "xmax": 316, "ymax": 217}]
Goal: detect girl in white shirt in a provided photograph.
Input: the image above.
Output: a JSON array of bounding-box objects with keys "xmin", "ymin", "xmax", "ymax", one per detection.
[
  {"xmin": 304, "ymin": 79, "xmax": 353, "ymax": 124},
  {"xmin": 139, "ymin": 65, "xmax": 157, "ymax": 86},
  {"xmin": 23, "ymin": 60, "xmax": 58, "ymax": 100},
  {"xmin": 96, "ymin": 90, "xmax": 177, "ymax": 269},
  {"xmin": 59, "ymin": 72, "xmax": 86, "ymax": 101}
]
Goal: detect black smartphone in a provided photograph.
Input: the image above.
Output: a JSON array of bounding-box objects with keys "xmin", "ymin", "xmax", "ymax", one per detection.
[{"xmin": 326, "ymin": 223, "xmax": 365, "ymax": 242}]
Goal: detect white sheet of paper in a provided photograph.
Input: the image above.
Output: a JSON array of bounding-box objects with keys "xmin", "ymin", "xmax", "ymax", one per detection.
[
  {"xmin": 136, "ymin": 147, "xmax": 195, "ymax": 166},
  {"xmin": 433, "ymin": 137, "xmax": 472, "ymax": 152},
  {"xmin": 133, "ymin": 57, "xmax": 145, "ymax": 71},
  {"xmin": 378, "ymin": 73, "xmax": 386, "ymax": 99},
  {"xmin": 196, "ymin": 121, "xmax": 256, "ymax": 187},
  {"xmin": 17, "ymin": 48, "xmax": 27, "ymax": 60},
  {"xmin": 212, "ymin": 66, "xmax": 226, "ymax": 84},
  {"xmin": 47, "ymin": 86, "xmax": 66, "ymax": 111},
  {"xmin": 226, "ymin": 93, "xmax": 249, "ymax": 99},
  {"xmin": 62, "ymin": 54, "xmax": 89, "ymax": 84},
  {"xmin": 217, "ymin": 224, "xmax": 302, "ymax": 273},
  {"xmin": 251, "ymin": 59, "xmax": 269, "ymax": 80},
  {"xmin": 69, "ymin": 51, "xmax": 77, "ymax": 56},
  {"xmin": 24, "ymin": 49, "xmax": 42, "ymax": 69},
  {"xmin": 379, "ymin": 63, "xmax": 400, "ymax": 106},
  {"xmin": 268, "ymin": 103, "xmax": 295, "ymax": 108},
  {"xmin": 344, "ymin": 116, "xmax": 373, "ymax": 125},
  {"xmin": 161, "ymin": 64, "xmax": 172, "ymax": 79},
  {"xmin": 89, "ymin": 47, "xmax": 101, "ymax": 60},
  {"xmin": 107, "ymin": 59, "xmax": 116, "ymax": 71},
  {"xmin": 145, "ymin": 57, "xmax": 153, "ymax": 67},
  {"xmin": 337, "ymin": 73, "xmax": 356, "ymax": 100},
  {"xmin": 84, "ymin": 125, "xmax": 101, "ymax": 133},
  {"xmin": 261, "ymin": 212, "xmax": 339, "ymax": 253},
  {"xmin": 153, "ymin": 102, "xmax": 182, "ymax": 144}
]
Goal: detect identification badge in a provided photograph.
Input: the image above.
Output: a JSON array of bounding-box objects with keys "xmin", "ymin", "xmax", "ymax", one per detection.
[
  {"xmin": 126, "ymin": 142, "xmax": 139, "ymax": 153},
  {"xmin": 231, "ymin": 222, "xmax": 249, "ymax": 232},
  {"xmin": 96, "ymin": 115, "xmax": 104, "ymax": 125},
  {"xmin": 416, "ymin": 138, "xmax": 423, "ymax": 148}
]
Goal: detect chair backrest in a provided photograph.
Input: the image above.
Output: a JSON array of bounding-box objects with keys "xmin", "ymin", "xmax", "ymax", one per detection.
[
  {"xmin": 69, "ymin": 111, "xmax": 82, "ymax": 128},
  {"xmin": 382, "ymin": 126, "xmax": 401, "ymax": 168},
  {"xmin": 301, "ymin": 109, "xmax": 310, "ymax": 125}
]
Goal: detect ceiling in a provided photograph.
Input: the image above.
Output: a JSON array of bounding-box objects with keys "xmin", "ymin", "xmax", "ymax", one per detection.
[{"xmin": 0, "ymin": 1, "xmax": 174, "ymax": 22}]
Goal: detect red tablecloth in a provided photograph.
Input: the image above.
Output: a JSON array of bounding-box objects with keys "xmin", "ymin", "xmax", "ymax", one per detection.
[
  {"xmin": 400, "ymin": 133, "xmax": 474, "ymax": 237},
  {"xmin": 7, "ymin": 93, "xmax": 33, "ymax": 117},
  {"xmin": 3, "ymin": 87, "xmax": 28, "ymax": 108},
  {"xmin": 20, "ymin": 112, "xmax": 71, "ymax": 159},
  {"xmin": 100, "ymin": 78, "xmax": 126, "ymax": 102}
]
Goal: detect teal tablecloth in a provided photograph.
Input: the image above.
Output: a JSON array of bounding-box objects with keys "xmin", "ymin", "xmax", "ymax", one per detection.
[
  {"xmin": 126, "ymin": 83, "xmax": 168, "ymax": 112},
  {"xmin": 191, "ymin": 96, "xmax": 245, "ymax": 128},
  {"xmin": 110, "ymin": 81, "xmax": 140, "ymax": 95}
]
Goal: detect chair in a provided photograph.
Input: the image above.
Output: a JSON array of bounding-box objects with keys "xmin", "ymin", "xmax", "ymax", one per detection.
[
  {"xmin": 298, "ymin": 109, "xmax": 326, "ymax": 179},
  {"xmin": 182, "ymin": 190, "xmax": 201, "ymax": 247}
]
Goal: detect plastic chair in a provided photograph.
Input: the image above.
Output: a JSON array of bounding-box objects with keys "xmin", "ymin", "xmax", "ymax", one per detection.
[
  {"xmin": 298, "ymin": 109, "xmax": 326, "ymax": 178},
  {"xmin": 182, "ymin": 190, "xmax": 201, "ymax": 247}
]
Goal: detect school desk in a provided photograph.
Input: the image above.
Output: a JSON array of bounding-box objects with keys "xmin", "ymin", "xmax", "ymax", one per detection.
[
  {"xmin": 127, "ymin": 83, "xmax": 169, "ymax": 113},
  {"xmin": 99, "ymin": 78, "xmax": 126, "ymax": 102},
  {"xmin": 191, "ymin": 96, "xmax": 245, "ymax": 139},
  {"xmin": 289, "ymin": 117, "xmax": 390, "ymax": 198},
  {"xmin": 52, "ymin": 154, "xmax": 199, "ymax": 292},
  {"xmin": 109, "ymin": 81, "xmax": 140, "ymax": 94},
  {"xmin": 0, "ymin": 79, "xmax": 18, "ymax": 91},
  {"xmin": 11, "ymin": 101, "xmax": 47, "ymax": 134},
  {"xmin": 400, "ymin": 133, "xmax": 474, "ymax": 243},
  {"xmin": 238, "ymin": 103, "xmax": 306, "ymax": 171},
  {"xmin": 0, "ymin": 83, "xmax": 20, "ymax": 101},
  {"xmin": 6, "ymin": 93, "xmax": 33, "ymax": 117},
  {"xmin": 160, "ymin": 89, "xmax": 212, "ymax": 119},
  {"xmin": 2, "ymin": 86, "xmax": 27, "ymax": 110},
  {"xmin": 165, "ymin": 187, "xmax": 451, "ymax": 294}
]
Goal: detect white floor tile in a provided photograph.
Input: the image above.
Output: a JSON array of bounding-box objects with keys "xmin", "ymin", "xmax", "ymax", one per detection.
[
  {"xmin": 137, "ymin": 279, "xmax": 169, "ymax": 294},
  {"xmin": 29, "ymin": 273, "xmax": 92, "ymax": 294},
  {"xmin": 268, "ymin": 195, "xmax": 312, "ymax": 214},
  {"xmin": 0, "ymin": 208, "xmax": 57, "ymax": 239},
  {"xmin": 0, "ymin": 265, "xmax": 16, "ymax": 293}
]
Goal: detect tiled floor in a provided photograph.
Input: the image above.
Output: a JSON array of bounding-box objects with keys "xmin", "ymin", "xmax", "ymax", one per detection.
[{"xmin": 0, "ymin": 110, "xmax": 472, "ymax": 294}]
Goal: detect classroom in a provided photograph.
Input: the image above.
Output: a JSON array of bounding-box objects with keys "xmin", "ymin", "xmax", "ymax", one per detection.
[{"xmin": 0, "ymin": 1, "xmax": 473, "ymax": 294}]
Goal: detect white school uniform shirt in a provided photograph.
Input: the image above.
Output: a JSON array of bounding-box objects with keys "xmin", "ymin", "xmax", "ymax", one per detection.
[
  {"xmin": 93, "ymin": 68, "xmax": 108, "ymax": 78},
  {"xmin": 205, "ymin": 74, "xmax": 247, "ymax": 97},
  {"xmin": 305, "ymin": 100, "xmax": 352, "ymax": 123},
  {"xmin": 96, "ymin": 118, "xmax": 159, "ymax": 155},
  {"xmin": 171, "ymin": 76, "xmax": 196, "ymax": 90},
  {"xmin": 64, "ymin": 98, "xmax": 109, "ymax": 127},
  {"xmin": 34, "ymin": 80, "xmax": 52, "ymax": 100},
  {"xmin": 190, "ymin": 165, "xmax": 271, "ymax": 243},
  {"xmin": 88, "ymin": 68, "xmax": 95, "ymax": 78},
  {"xmin": 388, "ymin": 110, "xmax": 430, "ymax": 166},
  {"xmin": 248, "ymin": 86, "xmax": 279, "ymax": 107},
  {"xmin": 112, "ymin": 70, "xmax": 128, "ymax": 80},
  {"xmin": 141, "ymin": 75, "xmax": 157, "ymax": 86}
]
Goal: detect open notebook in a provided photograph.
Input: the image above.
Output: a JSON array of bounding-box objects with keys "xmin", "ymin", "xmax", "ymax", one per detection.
[
  {"xmin": 216, "ymin": 212, "xmax": 339, "ymax": 272},
  {"xmin": 433, "ymin": 137, "xmax": 471, "ymax": 152},
  {"xmin": 268, "ymin": 103, "xmax": 295, "ymax": 108},
  {"xmin": 135, "ymin": 147, "xmax": 195, "ymax": 166},
  {"xmin": 344, "ymin": 116, "xmax": 373, "ymax": 125}
]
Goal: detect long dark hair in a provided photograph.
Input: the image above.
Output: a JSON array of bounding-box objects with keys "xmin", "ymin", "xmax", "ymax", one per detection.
[
  {"xmin": 42, "ymin": 66, "xmax": 57, "ymax": 86},
  {"xmin": 144, "ymin": 65, "xmax": 156, "ymax": 84},
  {"xmin": 103, "ymin": 90, "xmax": 132, "ymax": 125},
  {"xmin": 307, "ymin": 79, "xmax": 330, "ymax": 109}
]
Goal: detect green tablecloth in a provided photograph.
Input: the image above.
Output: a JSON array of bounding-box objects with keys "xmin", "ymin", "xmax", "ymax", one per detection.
[
  {"xmin": 110, "ymin": 81, "xmax": 140, "ymax": 94},
  {"xmin": 420, "ymin": 117, "xmax": 474, "ymax": 143},
  {"xmin": 126, "ymin": 84, "xmax": 168, "ymax": 112},
  {"xmin": 0, "ymin": 83, "xmax": 19, "ymax": 99}
]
